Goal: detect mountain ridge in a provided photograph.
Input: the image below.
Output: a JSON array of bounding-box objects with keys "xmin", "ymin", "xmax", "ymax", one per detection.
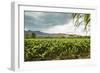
[{"xmin": 24, "ymin": 30, "xmax": 85, "ymax": 36}]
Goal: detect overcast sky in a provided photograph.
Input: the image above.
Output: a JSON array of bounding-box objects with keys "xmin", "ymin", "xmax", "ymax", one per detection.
[{"xmin": 24, "ymin": 11, "xmax": 90, "ymax": 35}]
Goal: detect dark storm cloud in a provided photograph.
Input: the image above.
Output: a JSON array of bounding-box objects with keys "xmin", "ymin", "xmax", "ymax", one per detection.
[{"xmin": 24, "ymin": 11, "xmax": 72, "ymax": 31}]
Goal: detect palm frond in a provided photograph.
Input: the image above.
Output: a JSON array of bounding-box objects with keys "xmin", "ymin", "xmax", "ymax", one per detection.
[{"xmin": 72, "ymin": 13, "xmax": 90, "ymax": 35}]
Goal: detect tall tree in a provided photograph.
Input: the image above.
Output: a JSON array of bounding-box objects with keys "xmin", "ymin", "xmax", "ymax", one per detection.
[{"xmin": 32, "ymin": 33, "xmax": 36, "ymax": 38}]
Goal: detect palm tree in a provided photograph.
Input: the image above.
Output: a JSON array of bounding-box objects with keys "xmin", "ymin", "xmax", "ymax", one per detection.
[{"xmin": 72, "ymin": 13, "xmax": 90, "ymax": 35}]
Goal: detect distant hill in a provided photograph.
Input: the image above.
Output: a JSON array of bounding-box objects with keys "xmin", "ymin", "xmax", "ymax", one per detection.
[
  {"xmin": 32, "ymin": 31, "xmax": 48, "ymax": 35},
  {"xmin": 24, "ymin": 30, "xmax": 49, "ymax": 38},
  {"xmin": 24, "ymin": 30, "xmax": 88, "ymax": 38}
]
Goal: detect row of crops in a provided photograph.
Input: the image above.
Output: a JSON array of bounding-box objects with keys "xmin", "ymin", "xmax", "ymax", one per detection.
[{"xmin": 24, "ymin": 38, "xmax": 90, "ymax": 61}]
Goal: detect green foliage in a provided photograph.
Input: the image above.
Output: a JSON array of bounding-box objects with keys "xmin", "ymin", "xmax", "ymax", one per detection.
[
  {"xmin": 72, "ymin": 13, "xmax": 90, "ymax": 35},
  {"xmin": 24, "ymin": 38, "xmax": 90, "ymax": 61},
  {"xmin": 25, "ymin": 32, "xmax": 36, "ymax": 39},
  {"xmin": 32, "ymin": 33, "xmax": 36, "ymax": 38}
]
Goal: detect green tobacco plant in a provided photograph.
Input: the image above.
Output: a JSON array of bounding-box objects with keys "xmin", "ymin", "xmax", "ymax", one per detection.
[{"xmin": 24, "ymin": 38, "xmax": 90, "ymax": 61}]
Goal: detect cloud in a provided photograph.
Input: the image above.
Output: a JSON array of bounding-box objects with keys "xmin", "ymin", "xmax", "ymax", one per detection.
[
  {"xmin": 42, "ymin": 20, "xmax": 89, "ymax": 35},
  {"xmin": 24, "ymin": 11, "xmax": 72, "ymax": 31},
  {"xmin": 24, "ymin": 11, "xmax": 90, "ymax": 35}
]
